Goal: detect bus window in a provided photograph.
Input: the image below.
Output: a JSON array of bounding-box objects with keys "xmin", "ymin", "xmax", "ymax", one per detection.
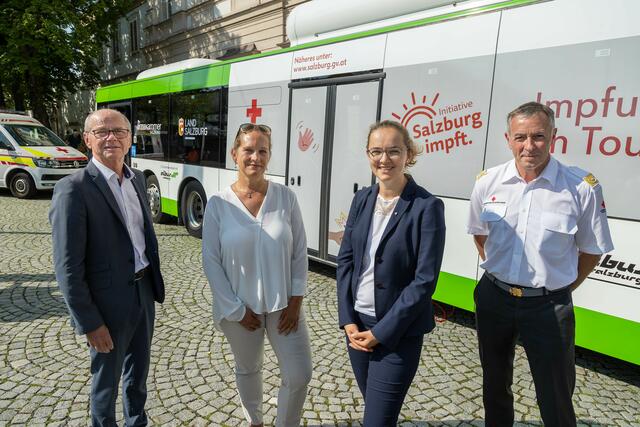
[
  {"xmin": 132, "ymin": 95, "xmax": 169, "ymax": 161},
  {"xmin": 170, "ymin": 88, "xmax": 225, "ymax": 167}
]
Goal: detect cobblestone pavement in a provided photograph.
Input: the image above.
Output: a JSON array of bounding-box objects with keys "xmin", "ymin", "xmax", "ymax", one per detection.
[{"xmin": 1, "ymin": 189, "xmax": 639, "ymax": 426}]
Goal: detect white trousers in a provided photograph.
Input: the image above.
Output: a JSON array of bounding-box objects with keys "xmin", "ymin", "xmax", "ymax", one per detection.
[{"xmin": 220, "ymin": 309, "xmax": 312, "ymax": 427}]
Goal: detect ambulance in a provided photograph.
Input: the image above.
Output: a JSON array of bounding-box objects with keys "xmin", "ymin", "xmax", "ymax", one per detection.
[{"xmin": 0, "ymin": 113, "xmax": 88, "ymax": 198}]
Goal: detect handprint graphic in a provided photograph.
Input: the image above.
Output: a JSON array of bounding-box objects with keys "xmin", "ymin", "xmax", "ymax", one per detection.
[{"xmin": 298, "ymin": 127, "xmax": 314, "ymax": 151}]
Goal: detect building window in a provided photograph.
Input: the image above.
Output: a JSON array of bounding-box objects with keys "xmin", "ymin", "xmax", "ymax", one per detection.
[
  {"xmin": 112, "ymin": 26, "xmax": 121, "ymax": 63},
  {"xmin": 129, "ymin": 19, "xmax": 139, "ymax": 54},
  {"xmin": 161, "ymin": 0, "xmax": 172, "ymax": 21}
]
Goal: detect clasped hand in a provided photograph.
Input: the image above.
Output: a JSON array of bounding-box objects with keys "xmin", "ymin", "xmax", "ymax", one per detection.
[
  {"xmin": 344, "ymin": 324, "xmax": 379, "ymax": 352},
  {"xmin": 239, "ymin": 296, "xmax": 303, "ymax": 335}
]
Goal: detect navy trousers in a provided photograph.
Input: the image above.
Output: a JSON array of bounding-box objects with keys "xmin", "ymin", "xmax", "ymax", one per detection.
[
  {"xmin": 347, "ymin": 312, "xmax": 423, "ymax": 427},
  {"xmin": 90, "ymin": 274, "xmax": 155, "ymax": 427},
  {"xmin": 475, "ymin": 273, "xmax": 576, "ymax": 427}
]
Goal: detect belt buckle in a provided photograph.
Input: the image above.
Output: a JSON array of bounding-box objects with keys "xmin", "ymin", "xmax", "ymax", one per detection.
[{"xmin": 509, "ymin": 287, "xmax": 523, "ymax": 298}]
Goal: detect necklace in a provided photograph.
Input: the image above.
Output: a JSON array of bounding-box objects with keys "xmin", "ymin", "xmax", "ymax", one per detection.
[
  {"xmin": 375, "ymin": 195, "xmax": 399, "ymax": 215},
  {"xmin": 233, "ymin": 181, "xmax": 267, "ymax": 199}
]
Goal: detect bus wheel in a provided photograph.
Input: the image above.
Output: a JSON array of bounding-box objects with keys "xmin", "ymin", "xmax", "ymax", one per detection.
[
  {"xmin": 10, "ymin": 172, "xmax": 37, "ymax": 199},
  {"xmin": 146, "ymin": 174, "xmax": 171, "ymax": 223},
  {"xmin": 181, "ymin": 180, "xmax": 206, "ymax": 238}
]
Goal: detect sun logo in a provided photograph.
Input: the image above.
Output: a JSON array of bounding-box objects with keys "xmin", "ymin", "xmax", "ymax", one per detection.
[{"xmin": 391, "ymin": 92, "xmax": 440, "ymax": 127}]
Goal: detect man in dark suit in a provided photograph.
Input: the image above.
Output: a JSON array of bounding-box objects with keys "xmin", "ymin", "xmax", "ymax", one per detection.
[{"xmin": 50, "ymin": 109, "xmax": 165, "ymax": 426}]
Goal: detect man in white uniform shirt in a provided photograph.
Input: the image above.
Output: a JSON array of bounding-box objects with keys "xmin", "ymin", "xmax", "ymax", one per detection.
[{"xmin": 467, "ymin": 102, "xmax": 613, "ymax": 427}]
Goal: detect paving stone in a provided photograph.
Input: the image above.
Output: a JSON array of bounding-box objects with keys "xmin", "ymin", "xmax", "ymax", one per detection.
[{"xmin": 0, "ymin": 191, "xmax": 638, "ymax": 426}]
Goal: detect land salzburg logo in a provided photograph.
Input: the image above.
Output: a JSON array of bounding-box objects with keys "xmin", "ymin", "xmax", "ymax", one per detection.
[{"xmin": 391, "ymin": 92, "xmax": 484, "ymax": 155}]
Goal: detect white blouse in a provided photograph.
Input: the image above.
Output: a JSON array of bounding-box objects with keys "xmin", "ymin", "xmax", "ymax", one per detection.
[
  {"xmin": 202, "ymin": 182, "xmax": 308, "ymax": 326},
  {"xmin": 354, "ymin": 195, "xmax": 399, "ymax": 317}
]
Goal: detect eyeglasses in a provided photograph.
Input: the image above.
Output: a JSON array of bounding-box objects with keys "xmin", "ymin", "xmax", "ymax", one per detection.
[
  {"xmin": 89, "ymin": 128, "xmax": 131, "ymax": 139},
  {"xmin": 366, "ymin": 148, "xmax": 405, "ymax": 160},
  {"xmin": 236, "ymin": 123, "xmax": 271, "ymax": 137}
]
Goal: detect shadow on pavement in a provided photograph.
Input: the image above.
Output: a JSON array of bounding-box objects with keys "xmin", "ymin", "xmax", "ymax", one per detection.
[
  {"xmin": 307, "ymin": 420, "xmax": 607, "ymax": 427},
  {"xmin": 307, "ymin": 422, "xmax": 605, "ymax": 426},
  {"xmin": 0, "ymin": 188, "xmax": 53, "ymax": 200},
  {"xmin": 434, "ymin": 300, "xmax": 640, "ymax": 387},
  {"xmin": 0, "ymin": 231, "xmax": 51, "ymax": 235},
  {"xmin": 309, "ymin": 259, "xmax": 336, "ymax": 279},
  {"xmin": 310, "ymin": 259, "xmax": 640, "ymax": 390},
  {"xmin": 0, "ymin": 273, "xmax": 67, "ymax": 322}
]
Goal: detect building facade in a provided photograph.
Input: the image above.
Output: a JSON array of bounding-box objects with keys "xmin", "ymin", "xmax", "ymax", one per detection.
[{"xmin": 58, "ymin": 0, "xmax": 308, "ymax": 134}]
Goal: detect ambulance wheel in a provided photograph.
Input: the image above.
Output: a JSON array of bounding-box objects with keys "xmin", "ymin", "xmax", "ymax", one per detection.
[
  {"xmin": 10, "ymin": 172, "xmax": 37, "ymax": 199},
  {"xmin": 181, "ymin": 180, "xmax": 206, "ymax": 238},
  {"xmin": 145, "ymin": 174, "xmax": 171, "ymax": 224}
]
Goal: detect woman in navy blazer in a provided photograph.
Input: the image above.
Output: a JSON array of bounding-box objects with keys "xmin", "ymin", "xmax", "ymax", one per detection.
[{"xmin": 337, "ymin": 120, "xmax": 446, "ymax": 426}]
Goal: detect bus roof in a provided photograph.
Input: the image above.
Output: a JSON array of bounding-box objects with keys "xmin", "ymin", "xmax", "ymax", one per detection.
[{"xmin": 96, "ymin": 0, "xmax": 539, "ymax": 104}]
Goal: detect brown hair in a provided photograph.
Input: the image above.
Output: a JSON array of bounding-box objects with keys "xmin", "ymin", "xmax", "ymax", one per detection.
[
  {"xmin": 506, "ymin": 102, "xmax": 556, "ymax": 134},
  {"xmin": 367, "ymin": 120, "xmax": 421, "ymax": 167}
]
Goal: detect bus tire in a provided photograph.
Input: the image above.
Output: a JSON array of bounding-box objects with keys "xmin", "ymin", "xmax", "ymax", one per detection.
[
  {"xmin": 10, "ymin": 171, "xmax": 37, "ymax": 199},
  {"xmin": 145, "ymin": 174, "xmax": 171, "ymax": 224},
  {"xmin": 181, "ymin": 180, "xmax": 206, "ymax": 238}
]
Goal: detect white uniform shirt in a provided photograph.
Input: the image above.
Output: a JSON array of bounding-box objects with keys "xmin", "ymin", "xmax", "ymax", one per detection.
[
  {"xmin": 354, "ymin": 195, "xmax": 399, "ymax": 317},
  {"xmin": 92, "ymin": 158, "xmax": 149, "ymax": 273},
  {"xmin": 467, "ymin": 157, "xmax": 614, "ymax": 289},
  {"xmin": 202, "ymin": 182, "xmax": 308, "ymax": 326}
]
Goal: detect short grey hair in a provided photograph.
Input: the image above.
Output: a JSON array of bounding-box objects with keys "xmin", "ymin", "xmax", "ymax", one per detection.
[
  {"xmin": 506, "ymin": 102, "xmax": 555, "ymax": 134},
  {"xmin": 84, "ymin": 109, "xmax": 131, "ymax": 132}
]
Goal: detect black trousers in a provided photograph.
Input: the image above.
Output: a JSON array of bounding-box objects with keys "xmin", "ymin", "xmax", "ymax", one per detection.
[
  {"xmin": 474, "ymin": 273, "xmax": 576, "ymax": 427},
  {"xmin": 90, "ymin": 274, "xmax": 155, "ymax": 427},
  {"xmin": 347, "ymin": 312, "xmax": 423, "ymax": 427}
]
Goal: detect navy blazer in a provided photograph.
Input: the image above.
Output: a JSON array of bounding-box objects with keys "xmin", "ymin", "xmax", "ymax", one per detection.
[
  {"xmin": 337, "ymin": 176, "xmax": 446, "ymax": 350},
  {"xmin": 50, "ymin": 161, "xmax": 165, "ymax": 335}
]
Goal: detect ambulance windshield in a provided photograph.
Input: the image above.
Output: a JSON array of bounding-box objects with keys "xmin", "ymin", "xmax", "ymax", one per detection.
[{"xmin": 5, "ymin": 124, "xmax": 67, "ymax": 147}]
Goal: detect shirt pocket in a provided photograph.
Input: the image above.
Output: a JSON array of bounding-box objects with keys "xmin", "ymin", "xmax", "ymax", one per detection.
[
  {"xmin": 539, "ymin": 212, "xmax": 577, "ymax": 256},
  {"xmin": 480, "ymin": 204, "xmax": 507, "ymax": 239}
]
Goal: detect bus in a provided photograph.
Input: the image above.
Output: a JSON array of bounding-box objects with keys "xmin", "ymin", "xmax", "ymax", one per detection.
[{"xmin": 96, "ymin": 0, "xmax": 640, "ymax": 365}]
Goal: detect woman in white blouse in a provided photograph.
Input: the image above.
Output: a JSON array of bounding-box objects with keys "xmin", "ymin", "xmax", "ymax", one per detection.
[{"xmin": 202, "ymin": 123, "xmax": 312, "ymax": 427}]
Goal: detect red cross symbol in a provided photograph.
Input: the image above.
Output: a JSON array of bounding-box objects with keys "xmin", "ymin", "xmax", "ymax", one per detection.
[
  {"xmin": 56, "ymin": 147, "xmax": 69, "ymax": 153},
  {"xmin": 246, "ymin": 99, "xmax": 262, "ymax": 124}
]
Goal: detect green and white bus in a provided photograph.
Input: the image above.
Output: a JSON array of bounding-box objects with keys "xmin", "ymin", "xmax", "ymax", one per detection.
[{"xmin": 96, "ymin": 0, "xmax": 640, "ymax": 365}]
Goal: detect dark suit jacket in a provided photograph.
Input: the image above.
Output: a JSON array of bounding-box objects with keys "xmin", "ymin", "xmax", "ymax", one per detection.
[
  {"xmin": 50, "ymin": 161, "xmax": 165, "ymax": 335},
  {"xmin": 337, "ymin": 176, "xmax": 446, "ymax": 350}
]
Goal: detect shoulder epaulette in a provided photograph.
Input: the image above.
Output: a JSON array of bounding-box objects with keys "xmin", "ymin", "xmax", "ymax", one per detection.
[
  {"xmin": 476, "ymin": 170, "xmax": 487, "ymax": 181},
  {"xmin": 583, "ymin": 173, "xmax": 599, "ymax": 187},
  {"xmin": 567, "ymin": 166, "xmax": 599, "ymax": 188}
]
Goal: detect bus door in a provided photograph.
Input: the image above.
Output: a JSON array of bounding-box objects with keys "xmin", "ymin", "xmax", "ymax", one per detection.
[{"xmin": 287, "ymin": 73, "xmax": 383, "ymax": 262}]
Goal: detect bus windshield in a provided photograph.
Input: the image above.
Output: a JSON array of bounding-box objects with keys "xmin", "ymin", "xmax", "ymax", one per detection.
[{"xmin": 5, "ymin": 124, "xmax": 67, "ymax": 147}]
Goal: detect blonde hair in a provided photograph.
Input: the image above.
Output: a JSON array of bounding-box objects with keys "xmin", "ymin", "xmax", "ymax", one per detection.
[{"xmin": 233, "ymin": 124, "xmax": 272, "ymax": 151}]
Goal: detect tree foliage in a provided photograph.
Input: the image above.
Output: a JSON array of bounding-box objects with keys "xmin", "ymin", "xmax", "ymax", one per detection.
[{"xmin": 0, "ymin": 0, "xmax": 134, "ymax": 126}]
